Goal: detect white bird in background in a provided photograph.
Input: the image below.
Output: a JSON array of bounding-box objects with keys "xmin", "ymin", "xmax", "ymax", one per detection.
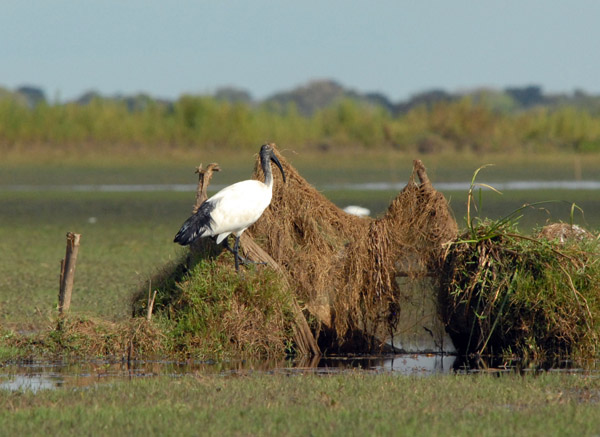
[
  {"xmin": 174, "ymin": 143, "xmax": 286, "ymax": 271},
  {"xmin": 343, "ymin": 205, "xmax": 371, "ymax": 217}
]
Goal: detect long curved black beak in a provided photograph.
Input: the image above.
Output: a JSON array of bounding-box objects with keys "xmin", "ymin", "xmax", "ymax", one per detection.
[{"xmin": 270, "ymin": 154, "xmax": 286, "ymax": 183}]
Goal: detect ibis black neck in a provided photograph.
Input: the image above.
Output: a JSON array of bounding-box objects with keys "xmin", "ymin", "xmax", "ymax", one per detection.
[
  {"xmin": 259, "ymin": 145, "xmax": 285, "ymax": 188},
  {"xmin": 261, "ymin": 151, "xmax": 274, "ymax": 187}
]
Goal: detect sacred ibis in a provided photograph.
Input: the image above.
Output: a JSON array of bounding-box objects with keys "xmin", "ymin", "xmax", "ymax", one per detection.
[{"xmin": 174, "ymin": 144, "xmax": 286, "ymax": 271}]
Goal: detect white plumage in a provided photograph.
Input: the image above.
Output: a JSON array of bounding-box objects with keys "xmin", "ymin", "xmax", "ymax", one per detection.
[
  {"xmin": 205, "ymin": 179, "xmax": 274, "ymax": 244},
  {"xmin": 343, "ymin": 205, "xmax": 371, "ymax": 217},
  {"xmin": 174, "ymin": 144, "xmax": 285, "ymax": 270}
]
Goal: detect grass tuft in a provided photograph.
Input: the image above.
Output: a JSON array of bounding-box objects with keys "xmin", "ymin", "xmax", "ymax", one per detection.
[
  {"xmin": 443, "ymin": 177, "xmax": 600, "ymax": 365},
  {"xmin": 132, "ymin": 257, "xmax": 296, "ymax": 359}
]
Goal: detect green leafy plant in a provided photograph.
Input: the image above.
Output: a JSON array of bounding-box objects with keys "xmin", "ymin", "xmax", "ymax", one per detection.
[{"xmin": 443, "ymin": 167, "xmax": 600, "ymax": 365}]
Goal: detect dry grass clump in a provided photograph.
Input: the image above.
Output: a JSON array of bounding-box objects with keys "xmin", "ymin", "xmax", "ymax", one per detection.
[
  {"xmin": 127, "ymin": 144, "xmax": 456, "ymax": 356},
  {"xmin": 538, "ymin": 222, "xmax": 594, "ymax": 243},
  {"xmin": 7, "ymin": 316, "xmax": 165, "ymax": 359},
  {"xmin": 250, "ymin": 146, "xmax": 457, "ymax": 351},
  {"xmin": 247, "ymin": 149, "xmax": 369, "ymax": 329},
  {"xmin": 442, "ymin": 221, "xmax": 600, "ymax": 363},
  {"xmin": 335, "ymin": 165, "xmax": 457, "ymax": 347}
]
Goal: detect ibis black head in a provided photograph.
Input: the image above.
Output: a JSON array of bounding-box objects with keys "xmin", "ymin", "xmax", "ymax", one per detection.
[{"xmin": 260, "ymin": 144, "xmax": 286, "ymax": 183}]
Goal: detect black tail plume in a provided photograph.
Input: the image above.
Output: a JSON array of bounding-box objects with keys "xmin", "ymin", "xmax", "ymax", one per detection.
[{"xmin": 173, "ymin": 201, "xmax": 215, "ymax": 246}]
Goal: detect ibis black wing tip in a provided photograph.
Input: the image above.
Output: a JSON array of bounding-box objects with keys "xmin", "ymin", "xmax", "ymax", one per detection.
[
  {"xmin": 174, "ymin": 222, "xmax": 202, "ymax": 246},
  {"xmin": 173, "ymin": 233, "xmax": 187, "ymax": 246},
  {"xmin": 173, "ymin": 231, "xmax": 190, "ymax": 246},
  {"xmin": 173, "ymin": 202, "xmax": 215, "ymax": 246}
]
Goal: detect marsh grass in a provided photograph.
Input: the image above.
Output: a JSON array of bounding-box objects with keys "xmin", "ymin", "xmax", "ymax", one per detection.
[
  {"xmin": 1, "ymin": 156, "xmax": 600, "ymax": 361},
  {"xmin": 130, "ymin": 258, "xmax": 297, "ymax": 359},
  {"xmin": 5, "ymin": 316, "xmax": 164, "ymax": 360},
  {"xmin": 444, "ymin": 222, "xmax": 600, "ymax": 362},
  {"xmin": 442, "ymin": 167, "xmax": 600, "ymax": 364},
  {"xmin": 0, "ymin": 344, "xmax": 22, "ymax": 361},
  {"xmin": 0, "ymin": 190, "xmax": 189, "ymax": 334},
  {"xmin": 5, "ymin": 271, "xmax": 293, "ymax": 361},
  {"xmin": 1, "ymin": 372, "xmax": 599, "ymax": 436}
]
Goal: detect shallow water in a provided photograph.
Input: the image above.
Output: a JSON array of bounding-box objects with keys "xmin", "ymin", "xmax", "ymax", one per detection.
[
  {"xmin": 2, "ymin": 180, "xmax": 600, "ymax": 192},
  {"xmin": 0, "ymin": 354, "xmax": 458, "ymax": 392},
  {"xmin": 4, "ymin": 353, "xmax": 596, "ymax": 393}
]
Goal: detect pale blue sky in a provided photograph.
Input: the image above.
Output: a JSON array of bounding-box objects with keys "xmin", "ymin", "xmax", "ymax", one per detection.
[{"xmin": 2, "ymin": 1, "xmax": 599, "ymax": 102}]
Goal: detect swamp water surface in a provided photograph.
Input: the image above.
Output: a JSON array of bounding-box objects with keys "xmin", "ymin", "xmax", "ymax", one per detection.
[
  {"xmin": 2, "ymin": 354, "xmax": 593, "ymax": 393},
  {"xmin": 0, "ymin": 355, "xmax": 458, "ymax": 392},
  {"xmin": 3, "ymin": 180, "xmax": 599, "ymax": 227},
  {"xmin": 4, "ymin": 180, "xmax": 600, "ymax": 192}
]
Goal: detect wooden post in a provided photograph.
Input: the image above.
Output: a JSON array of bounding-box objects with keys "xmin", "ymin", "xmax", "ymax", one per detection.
[
  {"xmin": 146, "ymin": 289, "xmax": 157, "ymax": 321},
  {"xmin": 189, "ymin": 163, "xmax": 223, "ymax": 257},
  {"xmin": 58, "ymin": 232, "xmax": 81, "ymax": 315},
  {"xmin": 193, "ymin": 163, "xmax": 220, "ymax": 213}
]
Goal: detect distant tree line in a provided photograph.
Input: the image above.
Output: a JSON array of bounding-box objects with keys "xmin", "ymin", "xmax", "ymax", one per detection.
[{"xmin": 1, "ymin": 80, "xmax": 600, "ymax": 154}]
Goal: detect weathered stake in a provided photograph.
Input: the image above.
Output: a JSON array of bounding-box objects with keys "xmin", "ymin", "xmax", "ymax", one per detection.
[
  {"xmin": 193, "ymin": 162, "xmax": 220, "ymax": 213},
  {"xmin": 146, "ymin": 289, "xmax": 157, "ymax": 321},
  {"xmin": 58, "ymin": 232, "xmax": 81, "ymax": 315}
]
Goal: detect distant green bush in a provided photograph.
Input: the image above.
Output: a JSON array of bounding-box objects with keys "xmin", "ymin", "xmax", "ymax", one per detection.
[{"xmin": 2, "ymin": 94, "xmax": 600, "ymax": 154}]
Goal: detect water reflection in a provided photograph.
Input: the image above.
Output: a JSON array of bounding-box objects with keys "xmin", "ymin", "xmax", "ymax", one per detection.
[
  {"xmin": 330, "ymin": 180, "xmax": 600, "ymax": 191},
  {"xmin": 3, "ymin": 180, "xmax": 600, "ymax": 193},
  {"xmin": 311, "ymin": 354, "xmax": 456, "ymax": 376},
  {"xmin": 0, "ymin": 354, "xmax": 457, "ymax": 392},
  {"xmin": 0, "ymin": 375, "xmax": 58, "ymax": 393}
]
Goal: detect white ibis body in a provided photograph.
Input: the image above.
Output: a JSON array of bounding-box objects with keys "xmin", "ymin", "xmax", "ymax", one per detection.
[{"xmin": 174, "ymin": 144, "xmax": 286, "ymax": 270}]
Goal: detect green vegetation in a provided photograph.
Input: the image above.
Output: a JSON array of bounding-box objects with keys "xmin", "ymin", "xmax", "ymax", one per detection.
[
  {"xmin": 1, "ymin": 372, "xmax": 599, "ymax": 436},
  {"xmin": 0, "ymin": 191, "xmax": 184, "ymax": 329},
  {"xmin": 0, "ymin": 344, "xmax": 22, "ymax": 361},
  {"xmin": 132, "ymin": 258, "xmax": 296, "ymax": 358},
  {"xmin": 443, "ymin": 221, "xmax": 600, "ymax": 363},
  {"xmin": 1, "ymin": 98, "xmax": 599, "ymax": 361},
  {"xmin": 2, "ymin": 85, "xmax": 600, "ymax": 435},
  {"xmin": 441, "ymin": 169, "xmax": 600, "ymax": 364},
  {"xmin": 2, "ymin": 92, "xmax": 600, "ymax": 158},
  {"xmin": 1, "ymin": 160, "xmax": 599, "ymax": 361}
]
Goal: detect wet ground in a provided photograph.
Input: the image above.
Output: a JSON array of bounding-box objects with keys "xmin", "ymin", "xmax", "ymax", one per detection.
[
  {"xmin": 1, "ymin": 178, "xmax": 598, "ymax": 392},
  {"xmin": 0, "ymin": 354, "xmax": 459, "ymax": 392},
  {"xmin": 3, "ymin": 353, "xmax": 595, "ymax": 393}
]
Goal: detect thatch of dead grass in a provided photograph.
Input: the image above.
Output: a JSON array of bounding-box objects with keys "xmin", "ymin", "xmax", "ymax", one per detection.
[
  {"xmin": 127, "ymin": 145, "xmax": 457, "ymax": 356},
  {"xmin": 250, "ymin": 146, "xmax": 457, "ymax": 351}
]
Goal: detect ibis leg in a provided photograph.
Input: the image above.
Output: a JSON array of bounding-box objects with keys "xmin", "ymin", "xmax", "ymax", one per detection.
[
  {"xmin": 221, "ymin": 237, "xmax": 239, "ymax": 271},
  {"xmin": 221, "ymin": 236, "xmax": 266, "ymax": 270},
  {"xmin": 233, "ymin": 236, "xmax": 241, "ymax": 271},
  {"xmin": 221, "ymin": 237, "xmax": 234, "ymax": 254}
]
